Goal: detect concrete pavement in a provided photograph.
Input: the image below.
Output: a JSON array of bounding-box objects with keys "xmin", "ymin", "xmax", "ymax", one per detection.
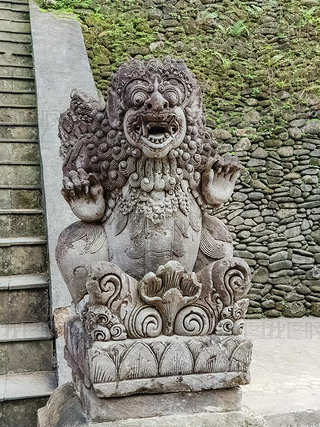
[{"xmin": 243, "ymin": 318, "xmax": 320, "ymax": 426}]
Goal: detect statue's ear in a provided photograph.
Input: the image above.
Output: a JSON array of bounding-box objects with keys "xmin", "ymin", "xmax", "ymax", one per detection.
[{"xmin": 106, "ymin": 87, "xmax": 123, "ymax": 129}]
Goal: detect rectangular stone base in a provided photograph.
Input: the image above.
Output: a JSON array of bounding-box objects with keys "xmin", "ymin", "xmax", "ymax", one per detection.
[
  {"xmin": 78, "ymin": 381, "xmax": 243, "ymax": 423},
  {"xmin": 65, "ymin": 317, "xmax": 252, "ymax": 398},
  {"xmin": 37, "ymin": 383, "xmax": 268, "ymax": 427}
]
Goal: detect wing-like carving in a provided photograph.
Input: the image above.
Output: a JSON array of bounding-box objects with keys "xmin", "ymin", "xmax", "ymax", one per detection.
[{"xmin": 59, "ymin": 89, "xmax": 104, "ymax": 166}]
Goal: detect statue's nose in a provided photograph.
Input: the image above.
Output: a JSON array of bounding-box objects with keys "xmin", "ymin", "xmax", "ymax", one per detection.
[{"xmin": 145, "ymin": 91, "xmax": 168, "ymax": 112}]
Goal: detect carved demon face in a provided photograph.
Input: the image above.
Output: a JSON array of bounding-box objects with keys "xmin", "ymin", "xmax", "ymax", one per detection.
[
  {"xmin": 107, "ymin": 59, "xmax": 200, "ymax": 159},
  {"xmin": 123, "ymin": 75, "xmax": 187, "ymax": 158}
]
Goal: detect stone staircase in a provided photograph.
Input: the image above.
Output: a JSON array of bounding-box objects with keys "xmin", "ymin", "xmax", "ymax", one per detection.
[{"xmin": 0, "ymin": 0, "xmax": 57, "ymax": 425}]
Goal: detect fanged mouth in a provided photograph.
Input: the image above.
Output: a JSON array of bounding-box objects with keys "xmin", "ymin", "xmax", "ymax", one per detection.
[{"xmin": 134, "ymin": 120, "xmax": 179, "ymax": 146}]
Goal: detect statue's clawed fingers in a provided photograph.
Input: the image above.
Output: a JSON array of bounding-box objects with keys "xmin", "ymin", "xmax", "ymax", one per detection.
[
  {"xmin": 61, "ymin": 169, "xmax": 105, "ymax": 222},
  {"xmin": 88, "ymin": 174, "xmax": 104, "ymax": 200},
  {"xmin": 62, "ymin": 175, "xmax": 76, "ymax": 200},
  {"xmin": 201, "ymin": 153, "xmax": 242, "ymax": 207},
  {"xmin": 78, "ymin": 168, "xmax": 91, "ymax": 195}
]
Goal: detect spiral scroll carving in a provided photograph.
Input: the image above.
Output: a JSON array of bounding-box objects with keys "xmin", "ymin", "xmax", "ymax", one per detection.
[
  {"xmin": 130, "ymin": 306, "xmax": 163, "ymax": 339},
  {"xmin": 174, "ymin": 306, "xmax": 211, "ymax": 336}
]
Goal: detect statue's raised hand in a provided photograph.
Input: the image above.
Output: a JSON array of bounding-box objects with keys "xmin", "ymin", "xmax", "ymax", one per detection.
[
  {"xmin": 201, "ymin": 154, "xmax": 242, "ymax": 208},
  {"xmin": 62, "ymin": 168, "xmax": 105, "ymax": 222}
]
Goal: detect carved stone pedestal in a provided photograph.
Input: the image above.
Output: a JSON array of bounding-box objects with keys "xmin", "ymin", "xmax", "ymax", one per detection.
[
  {"xmin": 65, "ymin": 317, "xmax": 252, "ymax": 402},
  {"xmin": 37, "ymin": 318, "xmax": 257, "ymax": 426},
  {"xmin": 37, "ymin": 382, "xmax": 269, "ymax": 427}
]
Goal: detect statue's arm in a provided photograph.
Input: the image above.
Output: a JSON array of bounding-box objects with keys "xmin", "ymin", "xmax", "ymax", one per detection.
[{"xmin": 201, "ymin": 154, "xmax": 242, "ymax": 208}]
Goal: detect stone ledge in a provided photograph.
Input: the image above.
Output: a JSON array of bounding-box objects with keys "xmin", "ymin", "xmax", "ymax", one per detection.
[
  {"xmin": 38, "ymin": 382, "xmax": 269, "ymax": 427},
  {"xmin": 93, "ymin": 372, "xmax": 250, "ymax": 399},
  {"xmin": 29, "ymin": 0, "xmax": 98, "ymax": 384}
]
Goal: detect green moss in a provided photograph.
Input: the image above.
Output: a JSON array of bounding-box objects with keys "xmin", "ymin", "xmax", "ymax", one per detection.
[{"xmin": 40, "ymin": 0, "xmax": 320, "ymax": 129}]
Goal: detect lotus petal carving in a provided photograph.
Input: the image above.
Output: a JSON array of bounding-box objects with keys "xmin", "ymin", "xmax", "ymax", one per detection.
[{"xmin": 138, "ymin": 261, "xmax": 202, "ymax": 335}]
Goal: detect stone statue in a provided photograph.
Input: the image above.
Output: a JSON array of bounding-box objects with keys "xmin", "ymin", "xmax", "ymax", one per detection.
[{"xmin": 54, "ymin": 58, "xmax": 252, "ymax": 421}]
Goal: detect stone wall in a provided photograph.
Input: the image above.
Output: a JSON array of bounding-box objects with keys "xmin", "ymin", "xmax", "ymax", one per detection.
[{"xmin": 44, "ymin": 0, "xmax": 320, "ymax": 317}]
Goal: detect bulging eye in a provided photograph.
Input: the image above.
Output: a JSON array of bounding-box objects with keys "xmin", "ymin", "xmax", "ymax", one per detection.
[
  {"xmin": 164, "ymin": 91, "xmax": 179, "ymax": 107},
  {"xmin": 133, "ymin": 91, "xmax": 147, "ymax": 107}
]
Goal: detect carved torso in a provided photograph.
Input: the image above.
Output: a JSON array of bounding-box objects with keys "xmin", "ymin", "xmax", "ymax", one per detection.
[{"xmin": 105, "ymin": 183, "xmax": 202, "ymax": 278}]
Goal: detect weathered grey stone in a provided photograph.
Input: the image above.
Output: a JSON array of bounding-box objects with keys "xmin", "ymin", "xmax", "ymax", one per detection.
[
  {"xmin": 285, "ymin": 292, "xmax": 304, "ymax": 302},
  {"xmin": 283, "ymin": 302, "xmax": 306, "ymax": 318},
  {"xmin": 261, "ymin": 300, "xmax": 275, "ymax": 309},
  {"xmin": 284, "ymin": 226, "xmax": 301, "ymax": 239},
  {"xmin": 38, "ymin": 383, "xmax": 268, "ymax": 427},
  {"xmin": 295, "ymin": 285, "xmax": 310, "ymax": 297},
  {"xmin": 213, "ymin": 128, "xmax": 232, "ymax": 140},
  {"xmin": 277, "ymin": 146, "xmax": 294, "ymax": 157},
  {"xmin": 252, "ymin": 267, "xmax": 269, "ymax": 284},
  {"xmin": 276, "ymin": 208, "xmax": 297, "ymax": 220},
  {"xmin": 301, "ymin": 120, "xmax": 320, "ymax": 135},
  {"xmin": 311, "ymin": 302, "xmax": 320, "ymax": 317},
  {"xmin": 234, "ymin": 137, "xmax": 251, "ymax": 151},
  {"xmin": 265, "ymin": 309, "xmax": 281, "ymax": 318},
  {"xmin": 269, "ymin": 251, "xmax": 288, "ymax": 263},
  {"xmin": 252, "ymin": 147, "xmax": 267, "ymax": 159},
  {"xmin": 288, "ymin": 128, "xmax": 302, "ymax": 140},
  {"xmin": 290, "ymin": 119, "xmax": 306, "ymax": 127},
  {"xmin": 243, "ymin": 110, "xmax": 260, "ymax": 124},
  {"xmin": 247, "ymin": 158, "xmax": 266, "ymax": 167},
  {"xmin": 242, "ymin": 209, "xmax": 260, "ymax": 219},
  {"xmin": 268, "ymin": 260, "xmax": 292, "ymax": 273},
  {"xmin": 292, "ymin": 253, "xmax": 313, "ymax": 265},
  {"xmin": 306, "ymin": 267, "xmax": 320, "ymax": 280}
]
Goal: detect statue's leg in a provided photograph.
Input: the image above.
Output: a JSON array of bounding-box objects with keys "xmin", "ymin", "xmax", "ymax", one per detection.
[
  {"xmin": 194, "ymin": 215, "xmax": 234, "ymax": 272},
  {"xmin": 55, "ymin": 221, "xmax": 109, "ymax": 305}
]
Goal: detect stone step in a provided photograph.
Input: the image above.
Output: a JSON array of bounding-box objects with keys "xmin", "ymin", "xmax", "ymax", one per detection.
[
  {"xmin": 0, "ymin": 3, "xmax": 28, "ymax": 10},
  {"xmin": 0, "ymin": 273, "xmax": 49, "ymax": 290},
  {"xmin": 0, "ymin": 184, "xmax": 42, "ymax": 189},
  {"xmin": 0, "ymin": 9, "xmax": 29, "ymax": 21},
  {"xmin": 0, "ymin": 78, "xmax": 35, "ymax": 91},
  {"xmin": 0, "ymin": 236, "xmax": 47, "ymax": 246},
  {"xmin": 0, "ymin": 282, "xmax": 49, "ymax": 324},
  {"xmin": 0, "ymin": 164, "xmax": 41, "ymax": 186},
  {"xmin": 0, "ymin": 211, "xmax": 45, "ymax": 238},
  {"xmin": 0, "ymin": 92, "xmax": 36, "ymax": 105},
  {"xmin": 0, "ymin": 370, "xmax": 56, "ymax": 401},
  {"xmin": 0, "ymin": 3, "xmax": 29, "ymax": 12},
  {"xmin": 0, "ymin": 0, "xmax": 28, "ymax": 5},
  {"xmin": 0, "ymin": 142, "xmax": 40, "ymax": 163},
  {"xmin": 0, "ymin": 52, "xmax": 32, "ymax": 66},
  {"xmin": 0, "ymin": 238, "xmax": 47, "ymax": 275},
  {"xmin": 0, "ymin": 30, "xmax": 31, "ymax": 43},
  {"xmin": 0, "ymin": 106, "xmax": 37, "ymax": 123},
  {"xmin": 0, "ymin": 40, "xmax": 32, "ymax": 55},
  {"xmin": 0, "ymin": 65, "xmax": 34, "ymax": 78},
  {"xmin": 0, "ymin": 323, "xmax": 53, "ymax": 374},
  {"xmin": 0, "ymin": 189, "xmax": 43, "ymax": 210},
  {"xmin": 0, "ymin": 371, "xmax": 57, "ymax": 427},
  {"xmin": 0, "ymin": 123, "xmax": 38, "ymax": 139},
  {"xmin": 0, "ymin": 137, "xmax": 37, "ymax": 143},
  {"xmin": 0, "ymin": 61, "xmax": 32, "ymax": 68}
]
